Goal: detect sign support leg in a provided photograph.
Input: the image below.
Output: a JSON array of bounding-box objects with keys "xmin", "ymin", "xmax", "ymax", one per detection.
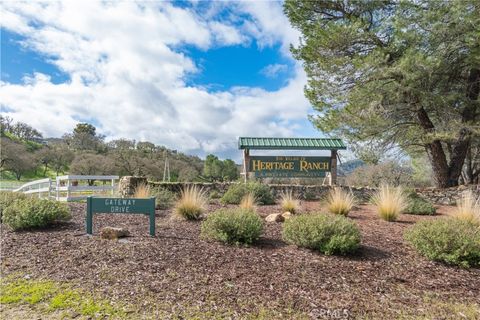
[
  {"xmin": 149, "ymin": 197, "xmax": 155, "ymax": 237},
  {"xmin": 86, "ymin": 196, "xmax": 93, "ymax": 235},
  {"xmin": 330, "ymin": 150, "xmax": 337, "ymax": 186}
]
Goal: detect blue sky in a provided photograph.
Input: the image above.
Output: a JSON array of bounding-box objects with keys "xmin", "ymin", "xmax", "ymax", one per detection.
[
  {"xmin": 1, "ymin": 30, "xmax": 70, "ymax": 84},
  {"xmin": 0, "ymin": 1, "xmax": 321, "ymax": 161}
]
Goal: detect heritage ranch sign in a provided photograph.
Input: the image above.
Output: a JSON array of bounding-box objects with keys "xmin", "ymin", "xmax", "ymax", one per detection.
[
  {"xmin": 239, "ymin": 137, "xmax": 346, "ymax": 184},
  {"xmin": 250, "ymin": 156, "xmax": 331, "ymax": 178},
  {"xmin": 86, "ymin": 196, "xmax": 156, "ymax": 236}
]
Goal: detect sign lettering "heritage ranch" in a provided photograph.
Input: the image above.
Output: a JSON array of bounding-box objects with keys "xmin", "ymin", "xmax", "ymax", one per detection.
[{"xmin": 249, "ymin": 156, "xmax": 331, "ymax": 178}]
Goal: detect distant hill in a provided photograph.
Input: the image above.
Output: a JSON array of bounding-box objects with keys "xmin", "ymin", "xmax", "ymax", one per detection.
[{"xmin": 338, "ymin": 159, "xmax": 364, "ymax": 176}]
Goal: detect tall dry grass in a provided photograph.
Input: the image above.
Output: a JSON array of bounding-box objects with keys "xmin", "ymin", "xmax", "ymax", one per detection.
[
  {"xmin": 175, "ymin": 185, "xmax": 207, "ymax": 220},
  {"xmin": 371, "ymin": 184, "xmax": 407, "ymax": 222},
  {"xmin": 133, "ymin": 182, "xmax": 151, "ymax": 198},
  {"xmin": 280, "ymin": 190, "xmax": 300, "ymax": 214},
  {"xmin": 454, "ymin": 190, "xmax": 480, "ymax": 226},
  {"xmin": 239, "ymin": 193, "xmax": 257, "ymax": 211},
  {"xmin": 326, "ymin": 188, "xmax": 356, "ymax": 216}
]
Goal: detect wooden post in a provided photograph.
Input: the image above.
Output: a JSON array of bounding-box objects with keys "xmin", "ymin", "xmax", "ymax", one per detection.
[
  {"xmin": 66, "ymin": 177, "xmax": 71, "ymax": 200},
  {"xmin": 56, "ymin": 177, "xmax": 60, "ymax": 201},
  {"xmin": 243, "ymin": 149, "xmax": 250, "ymax": 183},
  {"xmin": 330, "ymin": 150, "xmax": 337, "ymax": 185}
]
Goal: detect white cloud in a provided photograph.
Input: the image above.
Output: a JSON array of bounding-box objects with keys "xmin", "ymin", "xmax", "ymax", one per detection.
[
  {"xmin": 0, "ymin": 1, "xmax": 312, "ymax": 161},
  {"xmin": 260, "ymin": 63, "xmax": 288, "ymax": 78}
]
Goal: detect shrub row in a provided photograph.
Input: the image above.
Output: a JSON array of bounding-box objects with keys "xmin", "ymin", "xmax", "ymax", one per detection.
[
  {"xmin": 282, "ymin": 213, "xmax": 360, "ymax": 255},
  {"xmin": 201, "ymin": 208, "xmax": 263, "ymax": 245},
  {"xmin": 0, "ymin": 191, "xmax": 27, "ymax": 221},
  {"xmin": 405, "ymin": 218, "xmax": 480, "ymax": 268},
  {"xmin": 201, "ymin": 208, "xmax": 361, "ymax": 255},
  {"xmin": 404, "ymin": 192, "xmax": 436, "ymax": 215},
  {"xmin": 221, "ymin": 182, "xmax": 274, "ymax": 205},
  {"xmin": 3, "ymin": 197, "xmax": 71, "ymax": 230}
]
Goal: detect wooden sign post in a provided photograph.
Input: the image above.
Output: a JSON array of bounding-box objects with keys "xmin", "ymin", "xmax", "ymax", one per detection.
[{"xmin": 86, "ymin": 196, "xmax": 156, "ymax": 237}]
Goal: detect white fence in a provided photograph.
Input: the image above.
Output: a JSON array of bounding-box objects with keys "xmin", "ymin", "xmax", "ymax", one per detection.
[{"xmin": 12, "ymin": 175, "xmax": 119, "ymax": 201}]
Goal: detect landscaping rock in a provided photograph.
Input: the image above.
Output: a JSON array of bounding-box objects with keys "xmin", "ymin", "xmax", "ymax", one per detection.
[
  {"xmin": 100, "ymin": 227, "xmax": 130, "ymax": 240},
  {"xmin": 265, "ymin": 213, "xmax": 284, "ymax": 223},
  {"xmin": 282, "ymin": 212, "xmax": 292, "ymax": 220}
]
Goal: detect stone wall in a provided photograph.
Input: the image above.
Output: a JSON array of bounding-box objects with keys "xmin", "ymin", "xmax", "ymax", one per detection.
[
  {"xmin": 119, "ymin": 176, "xmax": 479, "ymax": 205},
  {"xmin": 414, "ymin": 185, "xmax": 480, "ymax": 205},
  {"xmin": 118, "ymin": 176, "xmax": 147, "ymax": 198},
  {"xmin": 147, "ymin": 181, "xmax": 375, "ymax": 202}
]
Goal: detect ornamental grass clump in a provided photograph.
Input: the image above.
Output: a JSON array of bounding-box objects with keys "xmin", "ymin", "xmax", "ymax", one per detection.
[
  {"xmin": 405, "ymin": 218, "xmax": 480, "ymax": 268},
  {"xmin": 453, "ymin": 191, "xmax": 480, "ymax": 226},
  {"xmin": 326, "ymin": 188, "xmax": 356, "ymax": 216},
  {"xmin": 282, "ymin": 213, "xmax": 361, "ymax": 255},
  {"xmin": 280, "ymin": 190, "xmax": 300, "ymax": 214},
  {"xmin": 133, "ymin": 182, "xmax": 151, "ymax": 198},
  {"xmin": 371, "ymin": 184, "xmax": 407, "ymax": 222},
  {"xmin": 201, "ymin": 208, "xmax": 263, "ymax": 245},
  {"xmin": 174, "ymin": 185, "xmax": 207, "ymax": 220},
  {"xmin": 239, "ymin": 193, "xmax": 257, "ymax": 211}
]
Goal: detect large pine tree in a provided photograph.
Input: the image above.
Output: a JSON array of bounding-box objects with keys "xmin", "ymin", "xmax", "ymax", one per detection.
[{"xmin": 284, "ymin": 0, "xmax": 479, "ymax": 187}]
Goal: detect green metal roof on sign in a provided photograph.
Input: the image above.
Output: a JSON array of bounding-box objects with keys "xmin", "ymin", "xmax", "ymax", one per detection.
[{"xmin": 238, "ymin": 137, "xmax": 347, "ymax": 150}]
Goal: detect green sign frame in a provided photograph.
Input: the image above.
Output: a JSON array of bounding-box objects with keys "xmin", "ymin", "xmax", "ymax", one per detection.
[
  {"xmin": 86, "ymin": 196, "xmax": 156, "ymax": 237},
  {"xmin": 249, "ymin": 156, "xmax": 331, "ymax": 178}
]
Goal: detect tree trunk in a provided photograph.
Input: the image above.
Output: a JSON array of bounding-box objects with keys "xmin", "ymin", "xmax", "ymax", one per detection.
[
  {"xmin": 416, "ymin": 107, "xmax": 450, "ymax": 187},
  {"xmin": 463, "ymin": 147, "xmax": 474, "ymax": 184},
  {"xmin": 446, "ymin": 128, "xmax": 471, "ymax": 187},
  {"xmin": 416, "ymin": 67, "xmax": 479, "ymax": 188}
]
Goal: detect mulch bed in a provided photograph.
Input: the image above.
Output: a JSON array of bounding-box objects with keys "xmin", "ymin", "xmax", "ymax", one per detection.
[{"xmin": 1, "ymin": 202, "xmax": 479, "ymax": 319}]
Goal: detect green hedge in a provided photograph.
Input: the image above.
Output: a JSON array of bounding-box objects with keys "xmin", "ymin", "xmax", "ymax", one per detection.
[
  {"xmin": 3, "ymin": 198, "xmax": 71, "ymax": 230},
  {"xmin": 282, "ymin": 213, "xmax": 361, "ymax": 255},
  {"xmin": 221, "ymin": 182, "xmax": 274, "ymax": 205},
  {"xmin": 405, "ymin": 192, "xmax": 436, "ymax": 215},
  {"xmin": 0, "ymin": 191, "xmax": 27, "ymax": 221},
  {"xmin": 201, "ymin": 208, "xmax": 263, "ymax": 245},
  {"xmin": 405, "ymin": 219, "xmax": 480, "ymax": 268}
]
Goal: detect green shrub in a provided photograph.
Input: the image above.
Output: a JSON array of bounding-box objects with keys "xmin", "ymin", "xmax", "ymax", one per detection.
[
  {"xmin": 221, "ymin": 182, "xmax": 274, "ymax": 205},
  {"xmin": 3, "ymin": 198, "xmax": 71, "ymax": 230},
  {"xmin": 282, "ymin": 213, "xmax": 361, "ymax": 255},
  {"xmin": 304, "ymin": 191, "xmax": 317, "ymax": 201},
  {"xmin": 153, "ymin": 187, "xmax": 176, "ymax": 209},
  {"xmin": 209, "ymin": 190, "xmax": 221, "ymax": 199},
  {"xmin": 405, "ymin": 219, "xmax": 480, "ymax": 268},
  {"xmin": 405, "ymin": 192, "xmax": 436, "ymax": 215},
  {"xmin": 0, "ymin": 191, "xmax": 27, "ymax": 221},
  {"xmin": 201, "ymin": 208, "xmax": 263, "ymax": 245}
]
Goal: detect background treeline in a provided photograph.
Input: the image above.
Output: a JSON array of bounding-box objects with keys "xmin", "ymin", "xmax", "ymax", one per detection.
[
  {"xmin": 1, "ymin": 115, "xmax": 477, "ymax": 187},
  {"xmin": 0, "ymin": 116, "xmax": 239, "ymax": 182}
]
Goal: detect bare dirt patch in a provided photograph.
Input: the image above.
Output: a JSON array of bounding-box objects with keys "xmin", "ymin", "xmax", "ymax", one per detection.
[{"xmin": 1, "ymin": 201, "xmax": 479, "ymax": 319}]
